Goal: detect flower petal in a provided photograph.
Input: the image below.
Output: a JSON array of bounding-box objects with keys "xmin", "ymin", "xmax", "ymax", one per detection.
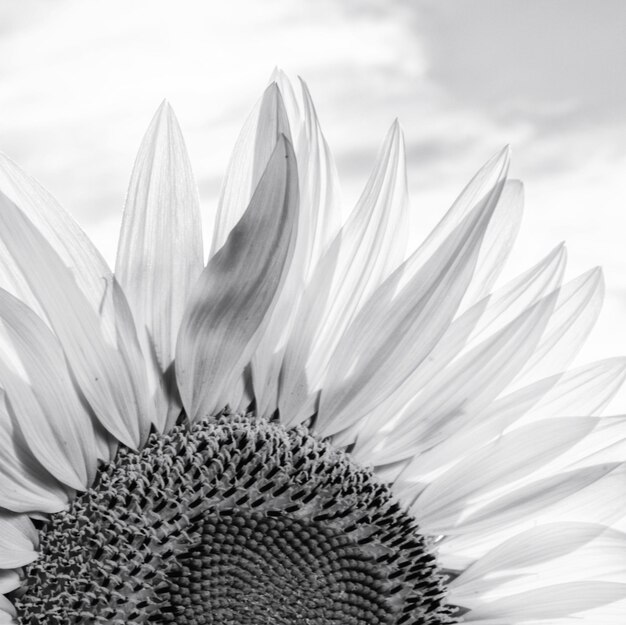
[
  {"xmin": 465, "ymin": 582, "xmax": 626, "ymax": 620},
  {"xmin": 449, "ymin": 523, "xmax": 620, "ymax": 597},
  {"xmin": 116, "ymin": 101, "xmax": 203, "ymax": 430},
  {"xmin": 176, "ymin": 136, "xmax": 299, "ymax": 419},
  {"xmin": 360, "ymin": 288, "xmax": 557, "ymax": 466},
  {"xmin": 210, "ymin": 82, "xmax": 291, "ymax": 256},
  {"xmin": 0, "ymin": 392, "xmax": 68, "ymax": 514},
  {"xmin": 0, "ymin": 289, "xmax": 100, "ymax": 489},
  {"xmin": 0, "ymin": 595, "xmax": 15, "ymax": 622},
  {"xmin": 0, "ymin": 510, "xmax": 38, "ymax": 568},
  {"xmin": 0, "ymin": 193, "xmax": 149, "ymax": 448},
  {"xmin": 0, "ymin": 571, "xmax": 20, "ymax": 594},
  {"xmin": 459, "ymin": 179, "xmax": 523, "ymax": 308},
  {"xmin": 435, "ymin": 463, "xmax": 621, "ymax": 535},
  {"xmin": 413, "ymin": 417, "xmax": 599, "ymax": 532},
  {"xmin": 117, "ymin": 101, "xmax": 203, "ymax": 370},
  {"xmin": 304, "ymin": 121, "xmax": 410, "ymax": 393},
  {"xmin": 314, "ymin": 148, "xmax": 508, "ymax": 437},
  {"xmin": 0, "ymin": 153, "xmax": 117, "ymax": 343},
  {"xmin": 354, "ymin": 243, "xmax": 566, "ymax": 451},
  {"xmin": 251, "ymin": 78, "xmax": 342, "ymax": 418},
  {"xmin": 514, "ymin": 267, "xmax": 604, "ymax": 387}
]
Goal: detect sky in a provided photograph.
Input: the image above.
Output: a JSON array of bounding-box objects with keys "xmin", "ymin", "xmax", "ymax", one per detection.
[{"xmin": 1, "ymin": 0, "xmax": 626, "ymax": 405}]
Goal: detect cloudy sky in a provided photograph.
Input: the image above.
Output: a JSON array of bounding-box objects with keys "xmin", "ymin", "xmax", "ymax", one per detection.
[{"xmin": 1, "ymin": 0, "xmax": 625, "ymax": 404}]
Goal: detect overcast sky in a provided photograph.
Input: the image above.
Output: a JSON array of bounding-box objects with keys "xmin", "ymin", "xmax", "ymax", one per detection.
[{"xmin": 1, "ymin": 0, "xmax": 626, "ymax": 405}]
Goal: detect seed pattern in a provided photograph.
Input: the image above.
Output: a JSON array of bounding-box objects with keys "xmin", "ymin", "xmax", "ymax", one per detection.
[{"xmin": 13, "ymin": 413, "xmax": 455, "ymax": 624}]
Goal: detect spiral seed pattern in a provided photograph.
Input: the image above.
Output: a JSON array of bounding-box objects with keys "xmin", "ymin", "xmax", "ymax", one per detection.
[{"xmin": 13, "ymin": 413, "xmax": 455, "ymax": 625}]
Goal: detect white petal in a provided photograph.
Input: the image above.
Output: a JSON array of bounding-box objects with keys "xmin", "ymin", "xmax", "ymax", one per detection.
[
  {"xmin": 210, "ymin": 82, "xmax": 291, "ymax": 256},
  {"xmin": 252, "ymin": 78, "xmax": 341, "ymax": 418},
  {"xmin": 0, "ymin": 153, "xmax": 118, "ymax": 344},
  {"xmin": 304, "ymin": 121, "xmax": 411, "ymax": 396},
  {"xmin": 0, "ymin": 392, "xmax": 68, "ymax": 513},
  {"xmin": 413, "ymin": 418, "xmax": 600, "ymax": 533},
  {"xmin": 354, "ymin": 244, "xmax": 566, "ymax": 453},
  {"xmin": 363, "ymin": 288, "xmax": 557, "ymax": 465},
  {"xmin": 316, "ymin": 152, "xmax": 508, "ymax": 438},
  {"xmin": 176, "ymin": 136, "xmax": 299, "ymax": 419},
  {"xmin": 0, "ymin": 595, "xmax": 15, "ymax": 622},
  {"xmin": 437, "ymin": 463, "xmax": 621, "ymax": 535},
  {"xmin": 0, "ymin": 290, "xmax": 101, "ymax": 489},
  {"xmin": 278, "ymin": 237, "xmax": 342, "ymax": 423},
  {"xmin": 466, "ymin": 582, "xmax": 626, "ymax": 620},
  {"xmin": 0, "ymin": 510, "xmax": 38, "ymax": 568},
  {"xmin": 459, "ymin": 179, "xmax": 523, "ymax": 308},
  {"xmin": 0, "ymin": 571, "xmax": 19, "ymax": 594},
  {"xmin": 0, "ymin": 194, "xmax": 149, "ymax": 448},
  {"xmin": 514, "ymin": 267, "xmax": 604, "ymax": 387},
  {"xmin": 525, "ymin": 357, "xmax": 626, "ymax": 421},
  {"xmin": 450, "ymin": 523, "xmax": 621, "ymax": 598},
  {"xmin": 116, "ymin": 102, "xmax": 203, "ymax": 430},
  {"xmin": 404, "ymin": 147, "xmax": 510, "ymax": 278}
]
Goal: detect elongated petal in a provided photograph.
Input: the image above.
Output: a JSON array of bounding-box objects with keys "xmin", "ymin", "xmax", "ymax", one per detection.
[
  {"xmin": 0, "ymin": 511, "xmax": 38, "ymax": 568},
  {"xmin": 0, "ymin": 289, "xmax": 100, "ymax": 489},
  {"xmin": 304, "ymin": 121, "xmax": 411, "ymax": 395},
  {"xmin": 0, "ymin": 193, "xmax": 149, "ymax": 448},
  {"xmin": 413, "ymin": 418, "xmax": 599, "ymax": 531},
  {"xmin": 252, "ymin": 78, "xmax": 342, "ymax": 418},
  {"xmin": 358, "ymin": 285, "xmax": 557, "ymax": 465},
  {"xmin": 0, "ymin": 153, "xmax": 118, "ymax": 344},
  {"xmin": 0, "ymin": 392, "xmax": 68, "ymax": 513},
  {"xmin": 0, "ymin": 596, "xmax": 15, "ymax": 621},
  {"xmin": 514, "ymin": 267, "xmax": 603, "ymax": 387},
  {"xmin": 355, "ymin": 244, "xmax": 566, "ymax": 450},
  {"xmin": 0, "ymin": 571, "xmax": 19, "ymax": 594},
  {"xmin": 450, "ymin": 523, "xmax": 617, "ymax": 596},
  {"xmin": 459, "ymin": 179, "xmax": 523, "ymax": 308},
  {"xmin": 176, "ymin": 136, "xmax": 299, "ymax": 419},
  {"xmin": 210, "ymin": 83, "xmax": 291, "ymax": 256},
  {"xmin": 466, "ymin": 582, "xmax": 626, "ymax": 620},
  {"xmin": 117, "ymin": 101, "xmax": 203, "ymax": 374},
  {"xmin": 435, "ymin": 463, "xmax": 621, "ymax": 535},
  {"xmin": 279, "ymin": 237, "xmax": 342, "ymax": 423},
  {"xmin": 317, "ymin": 158, "xmax": 508, "ymax": 438}
]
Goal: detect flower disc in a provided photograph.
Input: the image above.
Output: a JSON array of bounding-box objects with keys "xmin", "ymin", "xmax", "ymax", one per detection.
[{"xmin": 12, "ymin": 414, "xmax": 455, "ymax": 625}]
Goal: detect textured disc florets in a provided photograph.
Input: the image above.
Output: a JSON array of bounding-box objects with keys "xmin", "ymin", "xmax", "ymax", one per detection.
[{"xmin": 13, "ymin": 413, "xmax": 455, "ymax": 624}]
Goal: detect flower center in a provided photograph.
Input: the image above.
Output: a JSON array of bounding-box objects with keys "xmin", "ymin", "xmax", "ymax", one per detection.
[{"xmin": 12, "ymin": 414, "xmax": 455, "ymax": 625}]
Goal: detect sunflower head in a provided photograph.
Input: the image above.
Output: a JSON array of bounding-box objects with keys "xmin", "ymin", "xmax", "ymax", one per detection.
[{"xmin": 0, "ymin": 71, "xmax": 624, "ymax": 625}]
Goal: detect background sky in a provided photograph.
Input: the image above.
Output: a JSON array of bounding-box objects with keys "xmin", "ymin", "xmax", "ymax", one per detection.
[{"xmin": 1, "ymin": 0, "xmax": 626, "ymax": 406}]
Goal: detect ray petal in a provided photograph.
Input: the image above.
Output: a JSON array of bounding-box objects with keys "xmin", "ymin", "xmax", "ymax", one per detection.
[
  {"xmin": 304, "ymin": 120, "xmax": 410, "ymax": 394},
  {"xmin": 0, "ymin": 193, "xmax": 149, "ymax": 448},
  {"xmin": 252, "ymin": 78, "xmax": 341, "ymax": 418},
  {"xmin": 449, "ymin": 523, "xmax": 620, "ymax": 597},
  {"xmin": 0, "ymin": 289, "xmax": 100, "ymax": 489},
  {"xmin": 459, "ymin": 179, "xmax": 523, "ymax": 308},
  {"xmin": 433, "ymin": 463, "xmax": 621, "ymax": 536},
  {"xmin": 0, "ymin": 153, "xmax": 118, "ymax": 343},
  {"xmin": 356, "ymin": 285, "xmax": 557, "ymax": 464},
  {"xmin": 465, "ymin": 582, "xmax": 626, "ymax": 620},
  {"xmin": 176, "ymin": 136, "xmax": 299, "ymax": 419},
  {"xmin": 116, "ymin": 101, "xmax": 203, "ymax": 431},
  {"xmin": 0, "ymin": 511, "xmax": 38, "ymax": 568},
  {"xmin": 354, "ymin": 244, "xmax": 566, "ymax": 449},
  {"xmin": 513, "ymin": 267, "xmax": 604, "ymax": 387},
  {"xmin": 210, "ymin": 83, "xmax": 291, "ymax": 256},
  {"xmin": 0, "ymin": 392, "xmax": 68, "ymax": 514},
  {"xmin": 413, "ymin": 418, "xmax": 600, "ymax": 532},
  {"xmin": 316, "ymin": 156, "xmax": 508, "ymax": 438}
]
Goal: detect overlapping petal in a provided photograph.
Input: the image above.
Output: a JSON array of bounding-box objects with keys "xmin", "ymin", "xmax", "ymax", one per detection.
[{"xmin": 176, "ymin": 135, "xmax": 299, "ymax": 419}]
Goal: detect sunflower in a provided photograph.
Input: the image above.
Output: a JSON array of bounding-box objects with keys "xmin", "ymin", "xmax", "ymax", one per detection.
[{"xmin": 0, "ymin": 71, "xmax": 624, "ymax": 625}]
